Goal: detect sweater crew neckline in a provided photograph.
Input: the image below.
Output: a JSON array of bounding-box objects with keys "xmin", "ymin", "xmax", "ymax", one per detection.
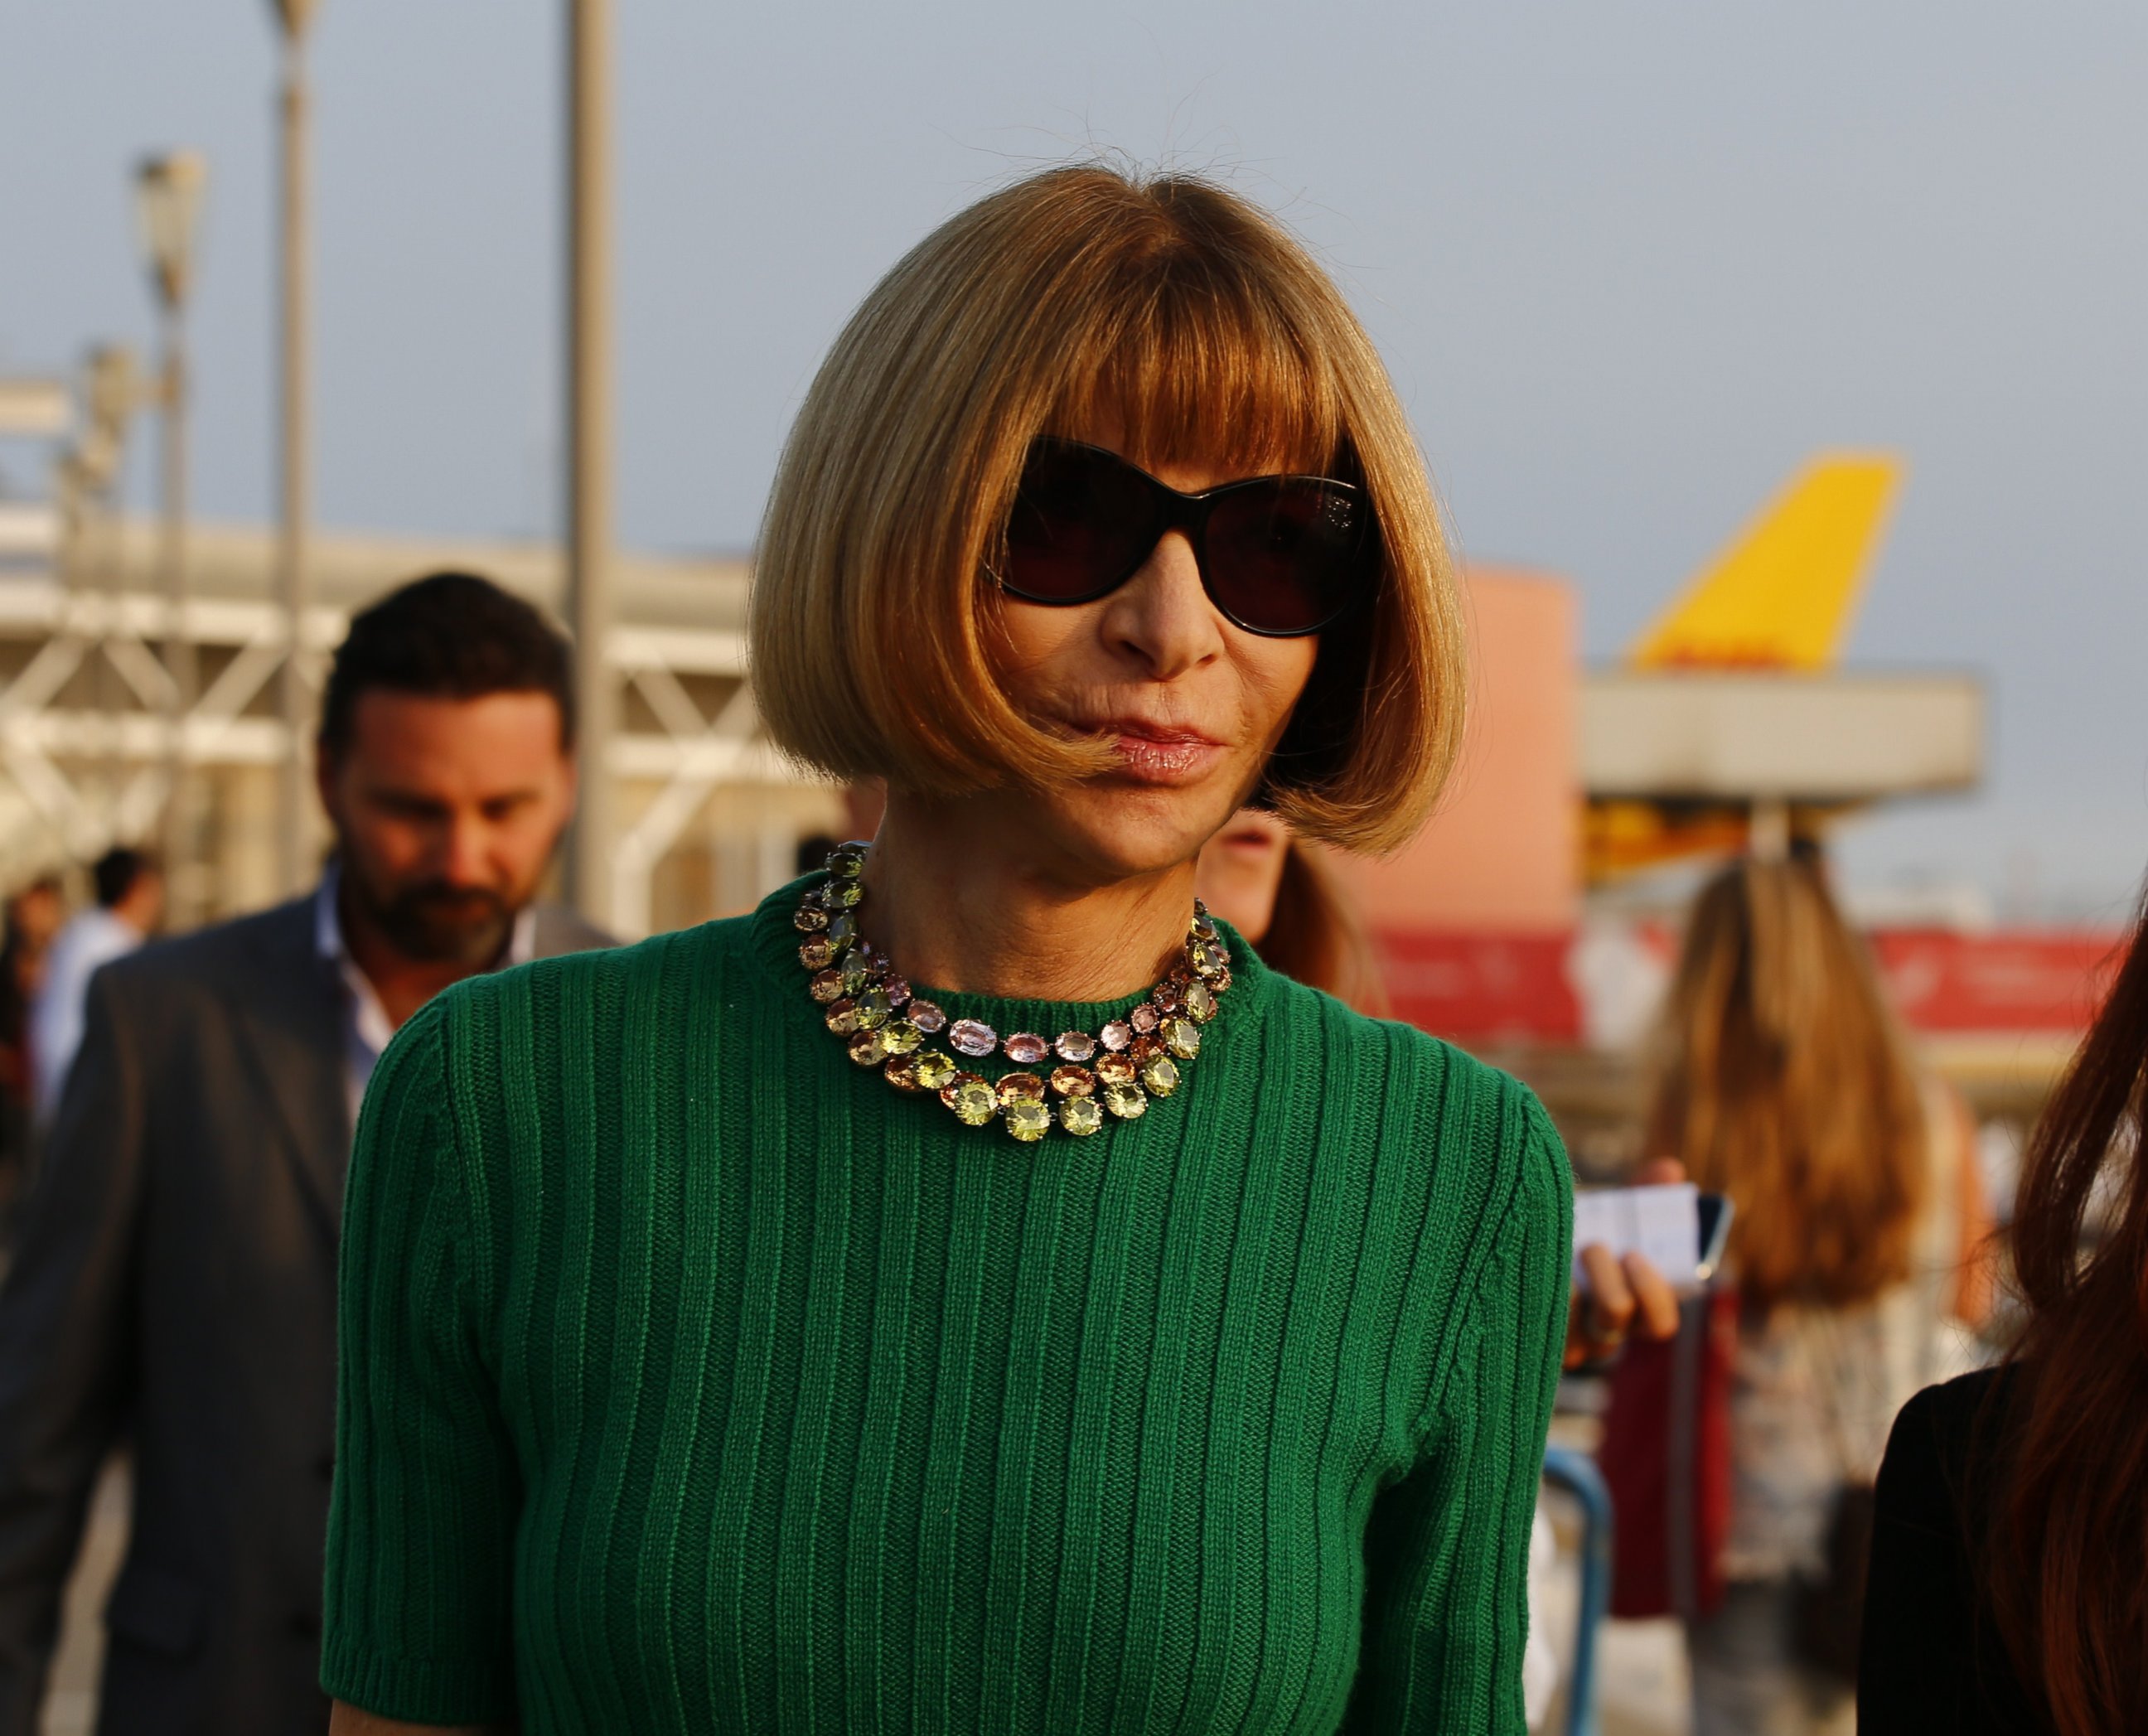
[{"xmin": 746, "ymin": 873, "xmax": 1272, "ymax": 1042}]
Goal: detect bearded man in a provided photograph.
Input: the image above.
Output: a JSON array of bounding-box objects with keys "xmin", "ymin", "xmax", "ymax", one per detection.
[{"xmin": 0, "ymin": 573, "xmax": 611, "ymax": 1734}]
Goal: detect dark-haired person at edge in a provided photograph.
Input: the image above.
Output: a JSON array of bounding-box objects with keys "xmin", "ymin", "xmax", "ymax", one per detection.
[
  {"xmin": 0, "ymin": 878, "xmax": 62, "ymax": 1230},
  {"xmin": 324, "ymin": 166, "xmax": 1574, "ymax": 1736},
  {"xmin": 0, "ymin": 573, "xmax": 610, "ymax": 1736},
  {"xmin": 1860, "ymin": 873, "xmax": 2148, "ymax": 1735},
  {"xmin": 1650, "ymin": 854, "xmax": 1991, "ymax": 1736},
  {"xmin": 1197, "ymin": 808, "xmax": 1683, "ymax": 1729}
]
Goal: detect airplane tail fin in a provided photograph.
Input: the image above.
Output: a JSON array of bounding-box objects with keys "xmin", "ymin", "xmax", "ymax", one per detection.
[{"xmin": 1627, "ymin": 454, "xmax": 1904, "ymax": 671}]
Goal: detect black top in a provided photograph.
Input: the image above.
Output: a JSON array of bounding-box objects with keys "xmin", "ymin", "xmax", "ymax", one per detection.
[{"xmin": 1859, "ymin": 1366, "xmax": 2049, "ymax": 1735}]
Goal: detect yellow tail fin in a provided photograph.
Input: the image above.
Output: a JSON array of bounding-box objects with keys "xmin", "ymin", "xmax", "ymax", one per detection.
[{"xmin": 1628, "ymin": 454, "xmax": 1904, "ymax": 671}]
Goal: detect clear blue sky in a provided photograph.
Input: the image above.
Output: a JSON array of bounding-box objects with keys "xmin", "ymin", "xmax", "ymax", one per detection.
[{"xmin": 7, "ymin": 2, "xmax": 2146, "ymax": 914}]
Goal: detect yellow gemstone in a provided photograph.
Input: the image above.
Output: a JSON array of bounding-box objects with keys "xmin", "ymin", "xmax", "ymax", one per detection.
[
  {"xmin": 1101, "ymin": 1079, "xmax": 1147, "ymax": 1120},
  {"xmin": 882, "ymin": 1019, "xmax": 923, "ymax": 1055},
  {"xmin": 854, "ymin": 988, "xmax": 892, "ymax": 1029},
  {"xmin": 913, "ymin": 1050, "xmax": 957, "ymax": 1091},
  {"xmin": 827, "ymin": 912, "xmax": 859, "ymax": 950},
  {"xmin": 825, "ymin": 999, "xmax": 860, "ymax": 1036},
  {"xmin": 839, "ymin": 951, "xmax": 873, "ymax": 994},
  {"xmin": 1190, "ymin": 938, "xmax": 1228, "ymax": 979},
  {"xmin": 848, "ymin": 1028, "xmax": 888, "ymax": 1066},
  {"xmin": 1003, "ymin": 1097, "xmax": 1052, "ymax": 1143},
  {"xmin": 1057, "ymin": 1096, "xmax": 1105, "ymax": 1137},
  {"xmin": 820, "ymin": 878, "xmax": 864, "ymax": 910},
  {"xmin": 1160, "ymin": 1016, "xmax": 1201, "ymax": 1060},
  {"xmin": 944, "ymin": 1074, "xmax": 997, "ymax": 1126},
  {"xmin": 826, "ymin": 844, "xmax": 868, "ymax": 878},
  {"xmin": 1140, "ymin": 1054, "xmax": 1180, "ymax": 1097},
  {"xmin": 1184, "ymin": 981, "xmax": 1218, "ymax": 1024}
]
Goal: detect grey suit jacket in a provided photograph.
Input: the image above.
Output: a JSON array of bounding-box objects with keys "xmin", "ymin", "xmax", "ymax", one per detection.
[{"xmin": 0, "ymin": 893, "xmax": 611, "ymax": 1736}]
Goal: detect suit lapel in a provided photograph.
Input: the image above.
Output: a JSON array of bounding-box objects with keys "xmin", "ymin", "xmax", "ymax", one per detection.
[{"xmin": 223, "ymin": 899, "xmax": 351, "ymax": 1245}]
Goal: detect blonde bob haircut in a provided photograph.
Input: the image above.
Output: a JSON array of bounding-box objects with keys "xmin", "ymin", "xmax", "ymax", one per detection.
[{"xmin": 750, "ymin": 162, "xmax": 1466, "ymax": 854}]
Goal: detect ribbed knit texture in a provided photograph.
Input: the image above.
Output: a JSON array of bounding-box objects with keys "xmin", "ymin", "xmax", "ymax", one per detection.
[{"xmin": 322, "ymin": 880, "xmax": 1572, "ymax": 1734}]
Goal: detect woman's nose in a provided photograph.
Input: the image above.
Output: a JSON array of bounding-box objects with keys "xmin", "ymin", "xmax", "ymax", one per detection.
[{"xmin": 1099, "ymin": 530, "xmax": 1224, "ymax": 680}]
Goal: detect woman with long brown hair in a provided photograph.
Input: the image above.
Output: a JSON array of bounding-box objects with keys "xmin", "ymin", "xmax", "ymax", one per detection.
[
  {"xmin": 1647, "ymin": 854, "xmax": 1987, "ymax": 1735},
  {"xmin": 1861, "ymin": 878, "xmax": 2148, "ymax": 1734}
]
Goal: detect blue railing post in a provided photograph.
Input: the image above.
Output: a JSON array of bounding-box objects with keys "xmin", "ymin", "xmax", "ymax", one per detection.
[{"xmin": 1541, "ymin": 1446, "xmax": 1615, "ymax": 1736}]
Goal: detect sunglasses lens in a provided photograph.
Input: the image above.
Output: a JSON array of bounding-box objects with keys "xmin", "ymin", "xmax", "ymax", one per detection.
[
  {"xmin": 1204, "ymin": 480, "xmax": 1369, "ymax": 634},
  {"xmin": 1002, "ymin": 443, "xmax": 1159, "ymax": 602}
]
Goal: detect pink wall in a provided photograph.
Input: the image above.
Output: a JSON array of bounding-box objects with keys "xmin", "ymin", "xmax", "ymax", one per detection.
[{"xmin": 1327, "ymin": 564, "xmax": 1580, "ymax": 932}]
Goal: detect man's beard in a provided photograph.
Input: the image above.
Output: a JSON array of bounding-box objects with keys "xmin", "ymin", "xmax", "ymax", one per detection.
[{"xmin": 341, "ymin": 860, "xmax": 521, "ymax": 966}]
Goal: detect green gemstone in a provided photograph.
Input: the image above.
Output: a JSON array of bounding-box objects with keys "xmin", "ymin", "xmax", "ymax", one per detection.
[
  {"xmin": 826, "ymin": 912, "xmax": 859, "ymax": 950},
  {"xmin": 1184, "ymin": 981, "xmax": 1218, "ymax": 1024},
  {"xmin": 839, "ymin": 950, "xmax": 873, "ymax": 994},
  {"xmin": 1139, "ymin": 1055, "xmax": 1180, "ymax": 1097},
  {"xmin": 1057, "ymin": 1096, "xmax": 1105, "ymax": 1137},
  {"xmin": 820, "ymin": 878, "xmax": 864, "ymax": 911},
  {"xmin": 854, "ymin": 987, "xmax": 892, "ymax": 1029},
  {"xmin": 945, "ymin": 1076, "xmax": 997, "ymax": 1126},
  {"xmin": 825, "ymin": 999, "xmax": 860, "ymax": 1036},
  {"xmin": 882, "ymin": 1019, "xmax": 923, "ymax": 1055},
  {"xmin": 1003, "ymin": 1097, "xmax": 1052, "ymax": 1143},
  {"xmin": 1101, "ymin": 1079, "xmax": 1147, "ymax": 1120},
  {"xmin": 793, "ymin": 904, "xmax": 829, "ymax": 933},
  {"xmin": 826, "ymin": 845, "xmax": 867, "ymax": 878},
  {"xmin": 848, "ymin": 1028, "xmax": 888, "ymax": 1066},
  {"xmin": 913, "ymin": 1050, "xmax": 957, "ymax": 1090},
  {"xmin": 799, "ymin": 936, "xmax": 836, "ymax": 970},
  {"xmin": 1160, "ymin": 1016, "xmax": 1201, "ymax": 1060}
]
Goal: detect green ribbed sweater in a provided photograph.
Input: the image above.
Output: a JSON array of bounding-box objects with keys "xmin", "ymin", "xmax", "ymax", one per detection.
[{"xmin": 322, "ymin": 883, "xmax": 1572, "ymax": 1733}]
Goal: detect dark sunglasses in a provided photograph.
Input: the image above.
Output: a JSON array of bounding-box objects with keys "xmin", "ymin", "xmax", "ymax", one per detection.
[{"xmin": 993, "ymin": 438, "xmax": 1376, "ymax": 637}]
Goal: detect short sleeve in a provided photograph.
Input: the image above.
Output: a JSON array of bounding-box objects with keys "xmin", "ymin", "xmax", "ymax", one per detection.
[
  {"xmin": 1346, "ymin": 1086, "xmax": 1574, "ymax": 1734},
  {"xmin": 321, "ymin": 998, "xmax": 520, "ymax": 1724}
]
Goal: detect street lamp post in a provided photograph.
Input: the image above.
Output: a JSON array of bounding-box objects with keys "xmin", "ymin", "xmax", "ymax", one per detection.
[
  {"xmin": 270, "ymin": 0, "xmax": 319, "ymax": 897},
  {"xmin": 566, "ymin": 0, "xmax": 617, "ymax": 929},
  {"xmin": 135, "ymin": 149, "xmax": 208, "ymax": 914}
]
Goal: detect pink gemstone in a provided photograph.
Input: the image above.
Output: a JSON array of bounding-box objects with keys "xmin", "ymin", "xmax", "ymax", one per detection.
[
  {"xmin": 883, "ymin": 975, "xmax": 912, "ymax": 1008},
  {"xmin": 1101, "ymin": 1020, "xmax": 1132, "ymax": 1052},
  {"xmin": 909, "ymin": 999, "xmax": 946, "ymax": 1033},
  {"xmin": 950, "ymin": 1018, "xmax": 999, "ymax": 1058},
  {"xmin": 1130, "ymin": 1003, "xmax": 1159, "ymax": 1034},
  {"xmin": 1003, "ymin": 1032, "xmax": 1047, "ymax": 1065},
  {"xmin": 1054, "ymin": 1030, "xmax": 1097, "ymax": 1062}
]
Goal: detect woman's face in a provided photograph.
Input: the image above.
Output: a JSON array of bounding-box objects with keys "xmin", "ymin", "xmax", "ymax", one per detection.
[
  {"xmin": 1193, "ymin": 809, "xmax": 1293, "ymax": 945},
  {"xmin": 989, "ymin": 417, "xmax": 1321, "ymax": 885}
]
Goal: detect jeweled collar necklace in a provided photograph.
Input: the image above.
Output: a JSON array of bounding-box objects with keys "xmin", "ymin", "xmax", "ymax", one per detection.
[{"xmin": 793, "ymin": 841, "xmax": 1231, "ymax": 1142}]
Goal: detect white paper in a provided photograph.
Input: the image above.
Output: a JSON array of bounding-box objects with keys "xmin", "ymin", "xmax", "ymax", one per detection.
[{"xmin": 1570, "ymin": 1182, "xmax": 1700, "ymax": 1284}]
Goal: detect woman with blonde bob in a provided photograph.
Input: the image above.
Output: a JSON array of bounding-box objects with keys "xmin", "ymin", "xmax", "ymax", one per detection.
[{"xmin": 322, "ymin": 163, "xmax": 1572, "ymax": 1736}]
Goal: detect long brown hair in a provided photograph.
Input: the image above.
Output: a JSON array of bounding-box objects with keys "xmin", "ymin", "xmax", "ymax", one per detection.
[
  {"xmin": 1252, "ymin": 842, "xmax": 1391, "ymax": 1017},
  {"xmin": 1991, "ymin": 884, "xmax": 2148, "ymax": 1734},
  {"xmin": 1645, "ymin": 857, "xmax": 1928, "ymax": 1311}
]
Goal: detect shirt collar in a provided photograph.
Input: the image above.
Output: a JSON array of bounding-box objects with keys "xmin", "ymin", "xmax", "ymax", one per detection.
[{"xmin": 314, "ymin": 863, "xmax": 537, "ymax": 985}]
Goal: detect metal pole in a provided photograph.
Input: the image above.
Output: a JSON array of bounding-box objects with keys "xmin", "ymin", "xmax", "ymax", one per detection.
[
  {"xmin": 273, "ymin": 21, "xmax": 314, "ymax": 897},
  {"xmin": 157, "ymin": 300, "xmax": 196, "ymax": 909},
  {"xmin": 565, "ymin": 0, "xmax": 616, "ymax": 928}
]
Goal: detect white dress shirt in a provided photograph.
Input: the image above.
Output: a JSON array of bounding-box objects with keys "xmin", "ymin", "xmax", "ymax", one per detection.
[{"xmin": 30, "ymin": 907, "xmax": 147, "ymax": 1122}]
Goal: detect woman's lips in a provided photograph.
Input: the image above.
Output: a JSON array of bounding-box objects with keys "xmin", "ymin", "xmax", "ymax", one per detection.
[{"xmin": 1092, "ymin": 723, "xmax": 1226, "ymax": 786}]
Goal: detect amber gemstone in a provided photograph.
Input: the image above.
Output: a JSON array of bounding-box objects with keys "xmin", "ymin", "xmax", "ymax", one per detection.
[
  {"xmin": 909, "ymin": 999, "xmax": 947, "ymax": 1034},
  {"xmin": 912, "ymin": 1050, "xmax": 957, "ymax": 1091},
  {"xmin": 1160, "ymin": 1016, "xmax": 1201, "ymax": 1060},
  {"xmin": 808, "ymin": 969, "xmax": 845, "ymax": 1004},
  {"xmin": 1003, "ymin": 1032, "xmax": 1048, "ymax": 1065},
  {"xmin": 1048, "ymin": 1064, "xmax": 1096, "ymax": 1098},
  {"xmin": 793, "ymin": 904, "xmax": 830, "ymax": 934},
  {"xmin": 1210, "ymin": 966, "xmax": 1232, "ymax": 995},
  {"xmin": 848, "ymin": 1028, "xmax": 888, "ymax": 1066},
  {"xmin": 1003, "ymin": 1097, "xmax": 1052, "ymax": 1143},
  {"xmin": 1140, "ymin": 1054, "xmax": 1180, "ymax": 1097},
  {"xmin": 1057, "ymin": 1097, "xmax": 1105, "ymax": 1137},
  {"xmin": 1129, "ymin": 1003, "xmax": 1159, "ymax": 1035},
  {"xmin": 943, "ymin": 1074, "xmax": 997, "ymax": 1125},
  {"xmin": 883, "ymin": 1053, "xmax": 923, "ymax": 1091},
  {"xmin": 1100, "ymin": 1020, "xmax": 1133, "ymax": 1052},
  {"xmin": 1096, "ymin": 1052, "xmax": 1136, "ymax": 1086},
  {"xmin": 1149, "ymin": 979, "xmax": 1182, "ymax": 1013},
  {"xmin": 1101, "ymin": 1080, "xmax": 1147, "ymax": 1119},
  {"xmin": 881, "ymin": 1019, "xmax": 923, "ymax": 1056},
  {"xmin": 799, "ymin": 936, "xmax": 836, "ymax": 970},
  {"xmin": 854, "ymin": 988, "xmax": 892, "ymax": 1030},
  {"xmin": 825, "ymin": 999, "xmax": 860, "ymax": 1036},
  {"xmin": 1130, "ymin": 1034, "xmax": 1164, "ymax": 1066},
  {"xmin": 996, "ymin": 1071, "xmax": 1045, "ymax": 1105},
  {"xmin": 1053, "ymin": 1030, "xmax": 1097, "ymax": 1062},
  {"xmin": 950, "ymin": 1018, "xmax": 998, "ymax": 1058},
  {"xmin": 1184, "ymin": 981, "xmax": 1218, "ymax": 1024}
]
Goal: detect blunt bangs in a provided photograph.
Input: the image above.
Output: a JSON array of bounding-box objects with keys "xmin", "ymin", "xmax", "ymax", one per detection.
[{"xmin": 750, "ymin": 162, "xmax": 1467, "ymax": 855}]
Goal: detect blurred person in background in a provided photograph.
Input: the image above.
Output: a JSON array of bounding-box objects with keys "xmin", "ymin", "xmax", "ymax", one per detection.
[
  {"xmin": 324, "ymin": 165, "xmax": 1571, "ymax": 1735},
  {"xmin": 0, "ymin": 573, "xmax": 609, "ymax": 1736},
  {"xmin": 0, "ymin": 879, "xmax": 62, "ymax": 1229},
  {"xmin": 1860, "ymin": 871, "xmax": 2148, "ymax": 1734},
  {"xmin": 1648, "ymin": 853, "xmax": 1990, "ymax": 1736},
  {"xmin": 28, "ymin": 849, "xmax": 162, "ymax": 1125}
]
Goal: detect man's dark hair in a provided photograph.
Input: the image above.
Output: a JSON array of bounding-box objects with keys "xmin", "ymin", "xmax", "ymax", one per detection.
[
  {"xmin": 93, "ymin": 848, "xmax": 156, "ymax": 910},
  {"xmin": 319, "ymin": 572, "xmax": 576, "ymax": 756}
]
